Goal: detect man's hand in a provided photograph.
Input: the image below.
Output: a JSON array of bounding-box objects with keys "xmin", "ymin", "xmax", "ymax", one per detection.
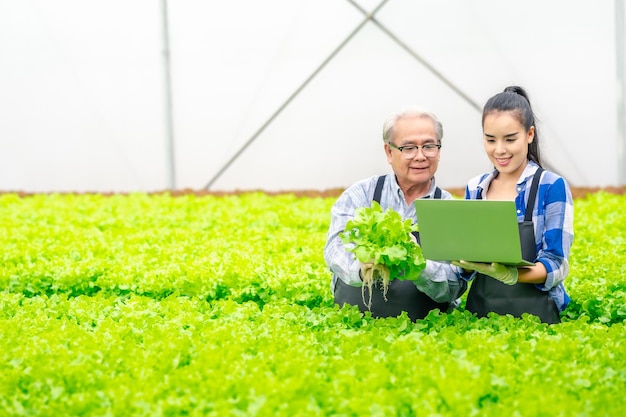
[
  {"xmin": 360, "ymin": 261, "xmax": 390, "ymax": 283},
  {"xmin": 451, "ymin": 260, "xmax": 518, "ymax": 285},
  {"xmin": 359, "ymin": 261, "xmax": 375, "ymax": 282}
]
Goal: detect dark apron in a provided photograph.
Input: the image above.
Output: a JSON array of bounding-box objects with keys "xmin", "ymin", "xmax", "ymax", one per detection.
[
  {"xmin": 465, "ymin": 168, "xmax": 561, "ymax": 324},
  {"xmin": 334, "ymin": 175, "xmax": 449, "ymax": 321},
  {"xmin": 334, "ymin": 277, "xmax": 449, "ymax": 321}
]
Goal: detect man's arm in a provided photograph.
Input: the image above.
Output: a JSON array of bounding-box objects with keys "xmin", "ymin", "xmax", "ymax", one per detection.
[
  {"xmin": 412, "ymin": 261, "xmax": 469, "ymax": 303},
  {"xmin": 323, "ymin": 192, "xmax": 367, "ymax": 287}
]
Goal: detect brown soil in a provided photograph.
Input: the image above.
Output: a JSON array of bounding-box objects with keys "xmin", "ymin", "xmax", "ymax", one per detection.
[
  {"xmin": 4, "ymin": 186, "xmax": 626, "ymax": 199},
  {"xmin": 167, "ymin": 186, "xmax": 626, "ymax": 200}
]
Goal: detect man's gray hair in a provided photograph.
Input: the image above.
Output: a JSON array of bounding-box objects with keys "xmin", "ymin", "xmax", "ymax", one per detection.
[{"xmin": 382, "ymin": 109, "xmax": 443, "ymax": 144}]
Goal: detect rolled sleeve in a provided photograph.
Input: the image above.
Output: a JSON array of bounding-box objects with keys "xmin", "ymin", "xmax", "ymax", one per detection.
[
  {"xmin": 412, "ymin": 260, "xmax": 468, "ymax": 303},
  {"xmin": 535, "ymin": 178, "xmax": 574, "ymax": 292},
  {"xmin": 324, "ymin": 188, "xmax": 369, "ymax": 291},
  {"xmin": 536, "ymin": 257, "xmax": 570, "ymax": 292}
]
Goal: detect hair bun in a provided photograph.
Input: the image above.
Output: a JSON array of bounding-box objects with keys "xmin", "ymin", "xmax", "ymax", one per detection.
[{"xmin": 503, "ymin": 86, "xmax": 522, "ymax": 94}]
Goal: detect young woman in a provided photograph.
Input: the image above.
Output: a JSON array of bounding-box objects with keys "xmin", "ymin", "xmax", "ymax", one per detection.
[{"xmin": 454, "ymin": 86, "xmax": 574, "ymax": 324}]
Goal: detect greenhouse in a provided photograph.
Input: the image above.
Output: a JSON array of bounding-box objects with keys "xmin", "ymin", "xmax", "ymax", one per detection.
[{"xmin": 1, "ymin": 1, "xmax": 625, "ymax": 416}]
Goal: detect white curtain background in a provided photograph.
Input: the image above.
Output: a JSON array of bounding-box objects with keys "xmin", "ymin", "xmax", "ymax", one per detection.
[{"xmin": 0, "ymin": 0, "xmax": 622, "ymax": 192}]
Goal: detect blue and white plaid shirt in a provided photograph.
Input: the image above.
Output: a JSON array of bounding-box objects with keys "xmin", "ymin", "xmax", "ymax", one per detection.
[
  {"xmin": 324, "ymin": 174, "xmax": 468, "ymax": 304},
  {"xmin": 464, "ymin": 160, "xmax": 574, "ymax": 311}
]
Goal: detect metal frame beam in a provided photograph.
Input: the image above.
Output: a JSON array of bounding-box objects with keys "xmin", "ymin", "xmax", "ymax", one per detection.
[
  {"xmin": 617, "ymin": 0, "xmax": 625, "ymax": 185},
  {"xmin": 204, "ymin": 0, "xmax": 391, "ymax": 190},
  {"xmin": 204, "ymin": 1, "xmax": 582, "ymax": 190},
  {"xmin": 161, "ymin": 0, "xmax": 177, "ymax": 189},
  {"xmin": 345, "ymin": 0, "xmax": 481, "ymax": 112}
]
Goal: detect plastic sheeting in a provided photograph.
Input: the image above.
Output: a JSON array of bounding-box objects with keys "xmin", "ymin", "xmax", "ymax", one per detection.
[{"xmin": 0, "ymin": 0, "xmax": 621, "ymax": 192}]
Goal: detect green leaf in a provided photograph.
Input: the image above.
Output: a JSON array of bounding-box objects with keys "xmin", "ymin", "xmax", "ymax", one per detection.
[{"xmin": 340, "ymin": 201, "xmax": 425, "ymax": 281}]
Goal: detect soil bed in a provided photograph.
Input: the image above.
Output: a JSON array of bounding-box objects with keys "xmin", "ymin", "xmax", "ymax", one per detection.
[{"xmin": 4, "ymin": 186, "xmax": 626, "ymax": 199}]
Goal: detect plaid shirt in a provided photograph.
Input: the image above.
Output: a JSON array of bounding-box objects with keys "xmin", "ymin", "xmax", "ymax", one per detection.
[
  {"xmin": 465, "ymin": 161, "xmax": 574, "ymax": 311},
  {"xmin": 323, "ymin": 174, "xmax": 468, "ymax": 304}
]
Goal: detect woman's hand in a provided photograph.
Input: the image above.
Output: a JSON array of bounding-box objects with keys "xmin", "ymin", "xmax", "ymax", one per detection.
[{"xmin": 451, "ymin": 260, "xmax": 518, "ymax": 285}]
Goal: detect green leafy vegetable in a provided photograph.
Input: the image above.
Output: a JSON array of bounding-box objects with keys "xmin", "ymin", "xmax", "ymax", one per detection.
[
  {"xmin": 340, "ymin": 202, "xmax": 426, "ymax": 306},
  {"xmin": 1, "ymin": 192, "xmax": 626, "ymax": 416}
]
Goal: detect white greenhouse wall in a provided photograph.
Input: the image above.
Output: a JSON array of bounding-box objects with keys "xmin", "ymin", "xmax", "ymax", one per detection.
[{"xmin": 0, "ymin": 0, "xmax": 622, "ymax": 192}]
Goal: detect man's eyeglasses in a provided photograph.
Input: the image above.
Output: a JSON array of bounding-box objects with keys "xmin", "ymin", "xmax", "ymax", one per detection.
[{"xmin": 388, "ymin": 142, "xmax": 441, "ymax": 159}]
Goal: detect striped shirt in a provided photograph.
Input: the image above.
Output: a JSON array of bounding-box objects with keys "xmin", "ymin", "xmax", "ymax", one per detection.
[
  {"xmin": 323, "ymin": 174, "xmax": 468, "ymax": 304},
  {"xmin": 464, "ymin": 160, "xmax": 574, "ymax": 310}
]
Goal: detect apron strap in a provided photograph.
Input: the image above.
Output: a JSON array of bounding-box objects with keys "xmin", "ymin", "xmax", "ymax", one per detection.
[
  {"xmin": 373, "ymin": 175, "xmax": 385, "ymax": 204},
  {"xmin": 373, "ymin": 175, "xmax": 442, "ymax": 202},
  {"xmin": 524, "ymin": 168, "xmax": 544, "ymax": 221},
  {"xmin": 476, "ymin": 167, "xmax": 544, "ymax": 213}
]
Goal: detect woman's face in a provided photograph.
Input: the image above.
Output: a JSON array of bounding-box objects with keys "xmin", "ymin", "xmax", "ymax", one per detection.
[{"xmin": 483, "ymin": 111, "xmax": 534, "ymax": 178}]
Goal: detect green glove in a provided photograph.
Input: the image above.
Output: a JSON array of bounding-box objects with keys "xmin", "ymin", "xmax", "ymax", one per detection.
[{"xmin": 451, "ymin": 260, "xmax": 518, "ymax": 285}]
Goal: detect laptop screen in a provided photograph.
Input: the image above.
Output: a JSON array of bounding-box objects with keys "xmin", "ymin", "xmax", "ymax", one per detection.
[{"xmin": 413, "ymin": 199, "xmax": 534, "ymax": 266}]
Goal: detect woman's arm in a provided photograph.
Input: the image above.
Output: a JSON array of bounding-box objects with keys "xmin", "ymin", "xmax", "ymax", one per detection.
[
  {"xmin": 517, "ymin": 262, "xmax": 548, "ymax": 284},
  {"xmin": 533, "ymin": 176, "xmax": 574, "ymax": 291}
]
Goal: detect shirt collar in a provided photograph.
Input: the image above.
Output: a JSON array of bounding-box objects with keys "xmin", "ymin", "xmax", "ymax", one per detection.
[
  {"xmin": 476, "ymin": 160, "xmax": 540, "ymax": 196},
  {"xmin": 391, "ymin": 175, "xmax": 438, "ymax": 200},
  {"xmin": 422, "ymin": 177, "xmax": 439, "ymax": 198},
  {"xmin": 518, "ymin": 160, "xmax": 540, "ymax": 185}
]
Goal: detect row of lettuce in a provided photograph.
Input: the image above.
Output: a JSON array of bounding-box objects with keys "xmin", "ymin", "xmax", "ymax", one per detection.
[
  {"xmin": 1, "ymin": 291, "xmax": 624, "ymax": 416},
  {"xmin": 1, "ymin": 191, "xmax": 625, "ymax": 416},
  {"xmin": 1, "ymin": 191, "xmax": 624, "ymax": 323}
]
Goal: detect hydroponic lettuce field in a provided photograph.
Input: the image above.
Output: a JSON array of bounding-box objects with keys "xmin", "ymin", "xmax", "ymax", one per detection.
[{"xmin": 1, "ymin": 190, "xmax": 625, "ymax": 417}]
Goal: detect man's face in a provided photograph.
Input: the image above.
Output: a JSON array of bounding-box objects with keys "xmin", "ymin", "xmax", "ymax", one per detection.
[{"xmin": 384, "ymin": 116, "xmax": 440, "ymax": 190}]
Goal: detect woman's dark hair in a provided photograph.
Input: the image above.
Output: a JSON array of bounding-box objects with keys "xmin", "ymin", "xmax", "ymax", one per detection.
[{"xmin": 482, "ymin": 85, "xmax": 542, "ymax": 167}]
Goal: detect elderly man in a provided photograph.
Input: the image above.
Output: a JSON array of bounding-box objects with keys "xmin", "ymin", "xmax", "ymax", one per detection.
[{"xmin": 323, "ymin": 108, "xmax": 468, "ymax": 321}]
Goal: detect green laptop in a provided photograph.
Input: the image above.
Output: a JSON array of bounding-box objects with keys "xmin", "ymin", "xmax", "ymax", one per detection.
[{"xmin": 413, "ymin": 199, "xmax": 535, "ymax": 267}]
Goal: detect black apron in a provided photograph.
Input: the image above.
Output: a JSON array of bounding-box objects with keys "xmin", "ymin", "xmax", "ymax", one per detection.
[
  {"xmin": 334, "ymin": 176, "xmax": 449, "ymax": 321},
  {"xmin": 465, "ymin": 168, "xmax": 561, "ymax": 324}
]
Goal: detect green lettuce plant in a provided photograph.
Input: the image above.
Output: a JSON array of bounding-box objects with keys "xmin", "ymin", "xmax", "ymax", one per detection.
[
  {"xmin": 340, "ymin": 202, "xmax": 426, "ymax": 307},
  {"xmin": 1, "ymin": 191, "xmax": 626, "ymax": 416}
]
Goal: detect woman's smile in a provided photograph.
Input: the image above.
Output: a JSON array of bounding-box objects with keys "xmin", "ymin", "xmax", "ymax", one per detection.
[{"xmin": 495, "ymin": 157, "xmax": 511, "ymax": 166}]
